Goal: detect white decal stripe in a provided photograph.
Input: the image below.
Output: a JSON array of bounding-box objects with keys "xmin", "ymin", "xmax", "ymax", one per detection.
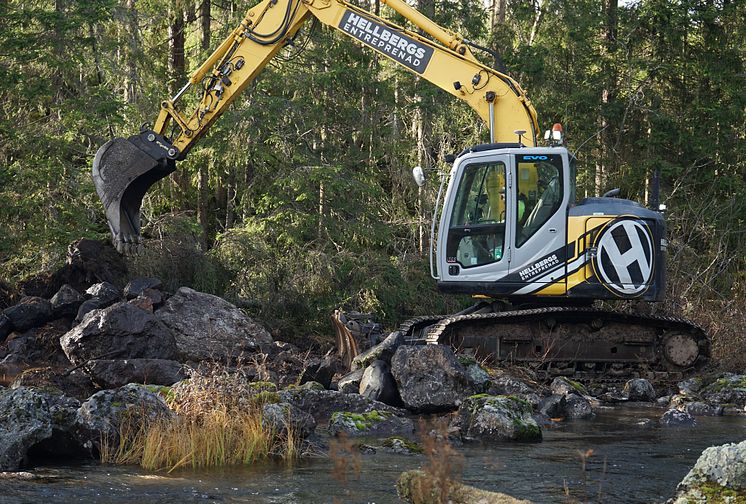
[{"xmin": 511, "ymin": 254, "xmax": 588, "ymax": 295}]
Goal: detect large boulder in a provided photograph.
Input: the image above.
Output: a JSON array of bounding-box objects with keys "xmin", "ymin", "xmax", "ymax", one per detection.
[
  {"xmin": 0, "ymin": 387, "xmax": 80, "ymax": 471},
  {"xmin": 61, "ymin": 302, "xmax": 177, "ymax": 365},
  {"xmin": 279, "ymin": 387, "xmax": 404, "ymax": 423},
  {"xmin": 2, "ymin": 297, "xmax": 53, "ymax": 332},
  {"xmin": 155, "ymin": 287, "xmax": 272, "ymax": 362},
  {"xmin": 623, "ymin": 378, "xmax": 656, "ymax": 402},
  {"xmin": 76, "ymin": 383, "xmax": 172, "ymax": 451},
  {"xmin": 359, "ymin": 360, "xmax": 401, "ymax": 406},
  {"xmin": 391, "ymin": 345, "xmax": 475, "ymax": 413},
  {"xmin": 50, "ymin": 284, "xmax": 84, "ymax": 318},
  {"xmin": 351, "ymin": 331, "xmax": 404, "ymax": 371},
  {"xmin": 670, "ymin": 440, "xmax": 746, "ymax": 503},
  {"xmin": 84, "ymin": 359, "xmax": 186, "ymax": 389},
  {"xmin": 397, "ymin": 470, "xmax": 532, "ymax": 504},
  {"xmin": 329, "ymin": 410, "xmax": 414, "ymax": 438},
  {"xmin": 455, "ymin": 395, "xmax": 542, "ymax": 442}
]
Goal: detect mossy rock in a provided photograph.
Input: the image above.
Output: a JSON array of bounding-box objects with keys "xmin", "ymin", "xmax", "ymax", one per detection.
[
  {"xmin": 674, "ymin": 482, "xmax": 746, "ymax": 503},
  {"xmin": 459, "ymin": 394, "xmax": 541, "ymax": 442},
  {"xmin": 382, "ymin": 436, "xmax": 423, "ymax": 454},
  {"xmin": 329, "ymin": 410, "xmax": 414, "ymax": 437},
  {"xmin": 397, "ymin": 470, "xmax": 532, "ymax": 504}
]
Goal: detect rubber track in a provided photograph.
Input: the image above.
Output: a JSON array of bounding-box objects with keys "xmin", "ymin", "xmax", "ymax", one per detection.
[{"xmin": 399, "ymin": 306, "xmax": 710, "ymax": 374}]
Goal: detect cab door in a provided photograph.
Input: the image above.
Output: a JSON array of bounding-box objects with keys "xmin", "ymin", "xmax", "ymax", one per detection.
[
  {"xmin": 439, "ymin": 154, "xmax": 513, "ymax": 284},
  {"xmin": 507, "ymin": 152, "xmax": 569, "ymax": 294}
]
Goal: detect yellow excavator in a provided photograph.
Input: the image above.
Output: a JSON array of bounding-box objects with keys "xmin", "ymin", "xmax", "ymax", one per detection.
[{"xmin": 92, "ymin": 0, "xmax": 708, "ymax": 379}]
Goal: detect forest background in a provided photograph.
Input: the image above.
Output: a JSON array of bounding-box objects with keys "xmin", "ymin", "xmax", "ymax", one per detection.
[{"xmin": 0, "ymin": 0, "xmax": 743, "ymax": 367}]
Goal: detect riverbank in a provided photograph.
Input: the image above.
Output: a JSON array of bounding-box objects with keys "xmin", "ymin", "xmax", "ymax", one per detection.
[{"xmin": 1, "ymin": 239, "xmax": 745, "ymax": 502}]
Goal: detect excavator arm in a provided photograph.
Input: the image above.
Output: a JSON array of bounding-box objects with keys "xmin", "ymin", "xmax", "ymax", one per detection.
[{"xmin": 93, "ymin": 0, "xmax": 539, "ymax": 253}]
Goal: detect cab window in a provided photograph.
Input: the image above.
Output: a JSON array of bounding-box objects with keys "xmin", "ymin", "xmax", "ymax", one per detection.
[
  {"xmin": 447, "ymin": 162, "xmax": 506, "ymax": 268},
  {"xmin": 515, "ymin": 155, "xmax": 564, "ymax": 247}
]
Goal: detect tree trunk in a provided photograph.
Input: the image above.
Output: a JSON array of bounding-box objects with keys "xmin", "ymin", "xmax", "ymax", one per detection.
[
  {"xmin": 596, "ymin": 0, "xmax": 617, "ymax": 196},
  {"xmin": 200, "ymin": 0, "xmax": 211, "ymax": 51},
  {"xmin": 414, "ymin": 0, "xmax": 434, "ymax": 255},
  {"xmin": 168, "ymin": 3, "xmax": 186, "ymax": 96},
  {"xmin": 124, "ymin": 0, "xmax": 141, "ymax": 104}
]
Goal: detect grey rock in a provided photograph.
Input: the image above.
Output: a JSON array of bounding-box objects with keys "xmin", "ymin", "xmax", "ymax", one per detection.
[
  {"xmin": 61, "ymin": 302, "xmax": 177, "ymax": 365},
  {"xmin": 338, "ymin": 369, "xmax": 364, "ymax": 394},
  {"xmin": 0, "ymin": 315, "xmax": 11, "ymax": 342},
  {"xmin": 700, "ymin": 374, "xmax": 746, "ymax": 408},
  {"xmin": 623, "ymin": 378, "xmax": 656, "ymax": 402},
  {"xmin": 660, "ymin": 409, "xmax": 696, "ymax": 427},
  {"xmin": 678, "ymin": 377, "xmax": 704, "ymax": 396},
  {"xmin": 76, "ymin": 383, "xmax": 172, "ymax": 451},
  {"xmin": 381, "ymin": 437, "xmax": 422, "ymax": 455},
  {"xmin": 359, "ymin": 360, "xmax": 401, "ymax": 406},
  {"xmin": 351, "ymin": 331, "xmax": 403, "ymax": 371},
  {"xmin": 85, "ymin": 282, "xmax": 121, "ymax": 305},
  {"xmin": 550, "ymin": 376, "xmax": 588, "ymax": 397},
  {"xmin": 465, "ymin": 363, "xmax": 491, "ymax": 393},
  {"xmin": 50, "ymin": 285, "xmax": 84, "ymax": 318},
  {"xmin": 124, "ymin": 278, "xmax": 163, "ymax": 300},
  {"xmin": 156, "ymin": 287, "xmax": 273, "ymax": 362},
  {"xmin": 3, "ymin": 297, "xmax": 53, "ymax": 332},
  {"xmin": 0, "ymin": 387, "xmax": 80, "ymax": 471},
  {"xmin": 685, "ymin": 401, "xmax": 724, "ymax": 417},
  {"xmin": 262, "ymin": 402, "xmax": 316, "ymax": 438},
  {"xmin": 279, "ymin": 387, "xmax": 404, "ymax": 423},
  {"xmin": 391, "ymin": 345, "xmax": 474, "ymax": 413},
  {"xmin": 85, "ymin": 359, "xmax": 187, "ymax": 389},
  {"xmin": 488, "ymin": 375, "xmax": 536, "ymax": 396},
  {"xmin": 329, "ymin": 410, "xmax": 414, "ymax": 438},
  {"xmin": 565, "ymin": 393, "xmax": 595, "ymax": 419},
  {"xmin": 678, "ymin": 440, "xmax": 746, "ymax": 490},
  {"xmin": 455, "ymin": 395, "xmax": 541, "ymax": 442},
  {"xmin": 539, "ymin": 394, "xmax": 567, "ymax": 418}
]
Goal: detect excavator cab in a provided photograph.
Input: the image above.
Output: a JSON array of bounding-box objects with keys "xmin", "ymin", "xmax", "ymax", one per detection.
[
  {"xmin": 92, "ymin": 130, "xmax": 177, "ymax": 254},
  {"xmin": 434, "ymin": 144, "xmax": 572, "ymax": 297}
]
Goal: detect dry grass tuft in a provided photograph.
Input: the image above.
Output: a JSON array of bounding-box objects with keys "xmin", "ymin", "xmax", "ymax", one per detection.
[{"xmin": 102, "ymin": 364, "xmax": 300, "ymax": 471}]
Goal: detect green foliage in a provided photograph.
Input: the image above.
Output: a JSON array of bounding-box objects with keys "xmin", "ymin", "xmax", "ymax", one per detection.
[{"xmin": 0, "ymin": 0, "xmax": 743, "ymax": 354}]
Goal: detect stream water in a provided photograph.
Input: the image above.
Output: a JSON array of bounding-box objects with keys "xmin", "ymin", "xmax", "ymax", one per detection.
[{"xmin": 1, "ymin": 406, "xmax": 745, "ymax": 504}]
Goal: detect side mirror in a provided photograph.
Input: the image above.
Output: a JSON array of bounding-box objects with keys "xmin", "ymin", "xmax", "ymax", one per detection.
[{"xmin": 412, "ymin": 166, "xmax": 426, "ymax": 187}]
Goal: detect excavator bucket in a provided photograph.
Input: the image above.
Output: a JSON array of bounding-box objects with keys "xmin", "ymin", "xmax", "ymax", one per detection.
[{"xmin": 92, "ymin": 133, "xmax": 176, "ymax": 254}]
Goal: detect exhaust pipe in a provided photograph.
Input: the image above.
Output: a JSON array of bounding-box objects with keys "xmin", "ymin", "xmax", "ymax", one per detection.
[{"xmin": 92, "ymin": 130, "xmax": 177, "ymax": 254}]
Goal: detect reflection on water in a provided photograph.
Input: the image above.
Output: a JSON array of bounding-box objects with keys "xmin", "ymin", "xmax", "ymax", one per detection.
[{"xmin": 0, "ymin": 407, "xmax": 744, "ymax": 504}]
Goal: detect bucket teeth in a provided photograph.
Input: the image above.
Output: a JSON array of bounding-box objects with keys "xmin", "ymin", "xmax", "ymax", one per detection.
[{"xmin": 92, "ymin": 134, "xmax": 175, "ymax": 254}]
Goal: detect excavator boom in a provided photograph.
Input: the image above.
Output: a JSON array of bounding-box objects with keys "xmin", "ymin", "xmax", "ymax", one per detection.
[{"xmin": 92, "ymin": 0, "xmax": 538, "ymax": 251}]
